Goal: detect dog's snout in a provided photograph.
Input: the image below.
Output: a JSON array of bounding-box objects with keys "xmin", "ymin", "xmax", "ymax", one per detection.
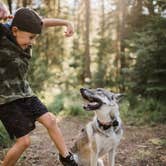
[{"xmin": 80, "ymin": 88, "xmax": 85, "ymax": 93}]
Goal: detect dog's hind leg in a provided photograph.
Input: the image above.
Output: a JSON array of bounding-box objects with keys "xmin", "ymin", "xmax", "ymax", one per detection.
[
  {"xmin": 90, "ymin": 151, "xmax": 98, "ymax": 166},
  {"xmin": 108, "ymin": 148, "xmax": 116, "ymax": 166}
]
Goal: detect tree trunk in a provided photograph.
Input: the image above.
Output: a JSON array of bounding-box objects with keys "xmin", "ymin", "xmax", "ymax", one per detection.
[
  {"xmin": 115, "ymin": 0, "xmax": 127, "ymax": 92},
  {"xmin": 7, "ymin": 0, "xmax": 12, "ymax": 14},
  {"xmin": 115, "ymin": 0, "xmax": 121, "ymax": 90},
  {"xmin": 119, "ymin": 0, "xmax": 127, "ymax": 92},
  {"xmin": 83, "ymin": 0, "xmax": 91, "ymax": 82}
]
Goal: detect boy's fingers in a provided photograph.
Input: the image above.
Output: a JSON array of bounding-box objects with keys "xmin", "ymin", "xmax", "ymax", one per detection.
[
  {"xmin": 65, "ymin": 24, "xmax": 74, "ymax": 37},
  {"xmin": 6, "ymin": 15, "xmax": 13, "ymax": 19},
  {"xmin": 8, "ymin": 15, "xmax": 14, "ymax": 19},
  {"xmin": 0, "ymin": 14, "xmax": 13, "ymax": 20},
  {"xmin": 0, "ymin": 3, "xmax": 10, "ymax": 20},
  {"xmin": 64, "ymin": 31, "xmax": 73, "ymax": 37}
]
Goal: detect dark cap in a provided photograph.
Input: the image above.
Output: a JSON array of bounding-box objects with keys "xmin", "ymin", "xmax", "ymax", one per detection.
[{"xmin": 11, "ymin": 7, "xmax": 42, "ymax": 34}]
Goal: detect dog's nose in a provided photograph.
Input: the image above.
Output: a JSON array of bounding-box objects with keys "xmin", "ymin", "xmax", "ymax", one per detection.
[{"xmin": 80, "ymin": 88, "xmax": 85, "ymax": 93}]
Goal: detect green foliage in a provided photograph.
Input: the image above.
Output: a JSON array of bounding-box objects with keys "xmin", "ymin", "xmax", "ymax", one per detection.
[
  {"xmin": 0, "ymin": 2, "xmax": 165, "ymax": 146},
  {"xmin": 69, "ymin": 104, "xmax": 83, "ymax": 116},
  {"xmin": 93, "ymin": 64, "xmax": 107, "ymax": 87},
  {"xmin": 0, "ymin": 122, "xmax": 12, "ymax": 148},
  {"xmin": 136, "ymin": 98, "xmax": 165, "ymax": 119},
  {"xmin": 93, "ymin": 37, "xmax": 113, "ymax": 87},
  {"xmin": 131, "ymin": 16, "xmax": 166, "ymax": 100},
  {"xmin": 48, "ymin": 94, "xmax": 64, "ymax": 114},
  {"xmin": 62, "ymin": 104, "xmax": 86, "ymax": 117},
  {"xmin": 48, "ymin": 90, "xmax": 92, "ymax": 117},
  {"xmin": 28, "ymin": 49, "xmax": 52, "ymax": 94},
  {"xmin": 48, "ymin": 92, "xmax": 84, "ymax": 116},
  {"xmin": 120, "ymin": 96, "xmax": 166, "ymax": 125}
]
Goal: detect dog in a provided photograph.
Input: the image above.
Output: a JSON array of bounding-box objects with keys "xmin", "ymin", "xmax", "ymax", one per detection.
[{"xmin": 72, "ymin": 88, "xmax": 123, "ymax": 166}]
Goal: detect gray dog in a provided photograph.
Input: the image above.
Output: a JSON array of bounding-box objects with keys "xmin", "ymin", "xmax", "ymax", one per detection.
[{"xmin": 72, "ymin": 88, "xmax": 123, "ymax": 166}]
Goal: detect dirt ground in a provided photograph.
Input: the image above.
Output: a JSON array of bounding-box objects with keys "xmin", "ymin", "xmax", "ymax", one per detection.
[{"xmin": 0, "ymin": 116, "xmax": 166, "ymax": 166}]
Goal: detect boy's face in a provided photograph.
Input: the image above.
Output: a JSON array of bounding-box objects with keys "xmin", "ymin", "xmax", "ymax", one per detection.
[{"xmin": 12, "ymin": 26, "xmax": 37, "ymax": 50}]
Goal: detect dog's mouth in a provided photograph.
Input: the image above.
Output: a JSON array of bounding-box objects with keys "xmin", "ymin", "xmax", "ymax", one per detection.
[{"xmin": 80, "ymin": 88, "xmax": 102, "ymax": 111}]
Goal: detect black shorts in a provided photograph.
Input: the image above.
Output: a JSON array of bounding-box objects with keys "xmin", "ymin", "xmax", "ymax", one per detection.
[{"xmin": 0, "ymin": 96, "xmax": 48, "ymax": 140}]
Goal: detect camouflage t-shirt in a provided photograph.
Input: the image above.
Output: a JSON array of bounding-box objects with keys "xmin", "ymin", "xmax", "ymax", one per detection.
[{"xmin": 0, "ymin": 25, "xmax": 34, "ymax": 105}]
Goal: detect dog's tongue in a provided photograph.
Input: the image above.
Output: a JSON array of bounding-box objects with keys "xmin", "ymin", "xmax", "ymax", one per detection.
[{"xmin": 83, "ymin": 102, "xmax": 100, "ymax": 111}]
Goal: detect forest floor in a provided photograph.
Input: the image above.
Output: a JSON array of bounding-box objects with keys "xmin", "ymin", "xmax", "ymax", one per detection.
[{"xmin": 0, "ymin": 116, "xmax": 166, "ymax": 166}]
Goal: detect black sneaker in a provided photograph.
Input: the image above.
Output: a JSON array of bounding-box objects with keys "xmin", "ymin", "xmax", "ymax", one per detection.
[{"xmin": 59, "ymin": 152, "xmax": 78, "ymax": 166}]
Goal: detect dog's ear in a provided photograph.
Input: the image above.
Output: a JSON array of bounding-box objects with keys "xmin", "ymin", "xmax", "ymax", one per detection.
[{"xmin": 114, "ymin": 93, "xmax": 125, "ymax": 103}]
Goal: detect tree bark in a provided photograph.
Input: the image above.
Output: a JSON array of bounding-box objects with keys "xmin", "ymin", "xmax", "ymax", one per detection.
[
  {"xmin": 7, "ymin": 0, "xmax": 12, "ymax": 14},
  {"xmin": 83, "ymin": 0, "xmax": 91, "ymax": 82}
]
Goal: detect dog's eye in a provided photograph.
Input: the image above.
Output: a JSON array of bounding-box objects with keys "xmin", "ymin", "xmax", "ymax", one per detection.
[
  {"xmin": 96, "ymin": 88, "xmax": 103, "ymax": 93},
  {"xmin": 97, "ymin": 91, "xmax": 103, "ymax": 94},
  {"xmin": 111, "ymin": 96, "xmax": 114, "ymax": 100}
]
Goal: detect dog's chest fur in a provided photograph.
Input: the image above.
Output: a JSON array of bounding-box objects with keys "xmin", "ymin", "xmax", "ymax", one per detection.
[
  {"xmin": 87, "ymin": 120, "xmax": 123, "ymax": 157},
  {"xmin": 94, "ymin": 128, "xmax": 122, "ymax": 157},
  {"xmin": 72, "ymin": 120, "xmax": 123, "ymax": 165}
]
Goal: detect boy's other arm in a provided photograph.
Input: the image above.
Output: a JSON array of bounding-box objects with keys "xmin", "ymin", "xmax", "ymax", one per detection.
[{"xmin": 42, "ymin": 18, "xmax": 74, "ymax": 37}]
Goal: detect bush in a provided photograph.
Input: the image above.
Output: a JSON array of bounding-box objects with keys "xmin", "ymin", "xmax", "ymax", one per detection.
[
  {"xmin": 0, "ymin": 122, "xmax": 12, "ymax": 148},
  {"xmin": 48, "ymin": 91, "xmax": 93, "ymax": 118},
  {"xmin": 68, "ymin": 104, "xmax": 85, "ymax": 116},
  {"xmin": 48, "ymin": 94, "xmax": 64, "ymax": 114},
  {"xmin": 60, "ymin": 92, "xmax": 88, "ymax": 117},
  {"xmin": 59, "ymin": 104, "xmax": 86, "ymax": 117},
  {"xmin": 120, "ymin": 96, "xmax": 166, "ymax": 125}
]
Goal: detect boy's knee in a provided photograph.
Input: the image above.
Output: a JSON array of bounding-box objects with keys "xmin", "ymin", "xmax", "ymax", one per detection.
[
  {"xmin": 45, "ymin": 112, "xmax": 57, "ymax": 129},
  {"xmin": 17, "ymin": 135, "xmax": 31, "ymax": 148},
  {"xmin": 49, "ymin": 112, "xmax": 57, "ymax": 125}
]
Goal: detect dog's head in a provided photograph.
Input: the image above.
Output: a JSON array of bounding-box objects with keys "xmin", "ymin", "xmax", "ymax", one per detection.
[{"xmin": 80, "ymin": 88, "xmax": 124, "ymax": 121}]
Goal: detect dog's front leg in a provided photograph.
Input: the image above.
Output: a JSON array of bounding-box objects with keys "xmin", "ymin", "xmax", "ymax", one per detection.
[
  {"xmin": 90, "ymin": 150, "xmax": 98, "ymax": 166},
  {"xmin": 108, "ymin": 148, "xmax": 116, "ymax": 166}
]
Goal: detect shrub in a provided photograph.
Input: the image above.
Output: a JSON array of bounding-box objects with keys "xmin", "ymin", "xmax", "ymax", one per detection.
[
  {"xmin": 68, "ymin": 104, "xmax": 86, "ymax": 116},
  {"xmin": 48, "ymin": 91, "xmax": 94, "ymax": 118},
  {"xmin": 0, "ymin": 122, "xmax": 12, "ymax": 148},
  {"xmin": 59, "ymin": 104, "xmax": 85, "ymax": 117},
  {"xmin": 48, "ymin": 94, "xmax": 64, "ymax": 114},
  {"xmin": 120, "ymin": 96, "xmax": 166, "ymax": 125}
]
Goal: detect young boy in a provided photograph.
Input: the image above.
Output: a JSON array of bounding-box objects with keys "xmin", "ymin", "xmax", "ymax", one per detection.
[{"xmin": 0, "ymin": 3, "xmax": 77, "ymax": 166}]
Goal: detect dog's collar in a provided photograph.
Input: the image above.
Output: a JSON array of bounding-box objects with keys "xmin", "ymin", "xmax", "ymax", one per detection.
[{"xmin": 97, "ymin": 119, "xmax": 119, "ymax": 130}]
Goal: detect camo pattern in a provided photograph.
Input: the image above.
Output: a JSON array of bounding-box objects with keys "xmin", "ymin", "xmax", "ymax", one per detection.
[{"xmin": 0, "ymin": 36, "xmax": 34, "ymax": 105}]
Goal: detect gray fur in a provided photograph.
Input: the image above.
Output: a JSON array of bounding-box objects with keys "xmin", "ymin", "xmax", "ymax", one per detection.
[{"xmin": 72, "ymin": 88, "xmax": 123, "ymax": 166}]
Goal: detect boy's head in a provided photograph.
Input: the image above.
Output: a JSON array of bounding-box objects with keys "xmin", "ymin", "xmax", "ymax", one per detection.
[{"xmin": 11, "ymin": 8, "xmax": 42, "ymax": 49}]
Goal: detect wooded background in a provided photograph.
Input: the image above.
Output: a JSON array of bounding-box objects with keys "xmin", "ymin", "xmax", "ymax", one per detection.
[
  {"xmin": 0, "ymin": 0, "xmax": 166, "ymax": 151},
  {"xmin": 3, "ymin": 0, "xmax": 166, "ymax": 97},
  {"xmin": 1, "ymin": 0, "xmax": 166, "ymax": 118}
]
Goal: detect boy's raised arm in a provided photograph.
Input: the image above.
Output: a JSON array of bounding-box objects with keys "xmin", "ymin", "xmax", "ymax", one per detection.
[
  {"xmin": 0, "ymin": 2, "xmax": 13, "ymax": 20},
  {"xmin": 42, "ymin": 18, "xmax": 74, "ymax": 37}
]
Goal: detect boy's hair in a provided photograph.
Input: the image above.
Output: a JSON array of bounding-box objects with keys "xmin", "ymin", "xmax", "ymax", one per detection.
[{"xmin": 11, "ymin": 7, "xmax": 42, "ymax": 34}]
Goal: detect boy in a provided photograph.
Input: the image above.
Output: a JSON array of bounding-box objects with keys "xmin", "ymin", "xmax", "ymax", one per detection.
[{"xmin": 0, "ymin": 3, "xmax": 77, "ymax": 166}]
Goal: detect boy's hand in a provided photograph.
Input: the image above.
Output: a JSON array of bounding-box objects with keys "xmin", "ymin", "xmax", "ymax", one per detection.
[
  {"xmin": 64, "ymin": 23, "xmax": 74, "ymax": 37},
  {"xmin": 0, "ymin": 2, "xmax": 13, "ymax": 20}
]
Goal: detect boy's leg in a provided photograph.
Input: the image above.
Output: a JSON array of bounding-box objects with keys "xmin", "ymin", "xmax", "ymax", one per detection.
[
  {"xmin": 37, "ymin": 112, "xmax": 69, "ymax": 157},
  {"xmin": 2, "ymin": 134, "xmax": 30, "ymax": 166}
]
